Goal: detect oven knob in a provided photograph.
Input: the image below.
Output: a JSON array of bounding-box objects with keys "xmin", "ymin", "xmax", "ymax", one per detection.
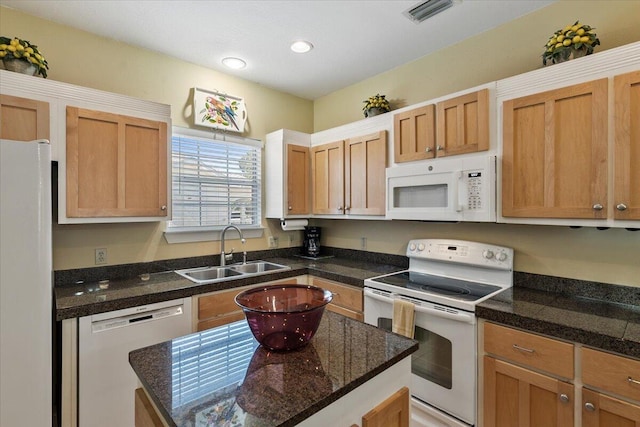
[
  {"xmin": 483, "ymin": 249, "xmax": 494, "ymax": 259},
  {"xmin": 496, "ymin": 251, "xmax": 508, "ymax": 262},
  {"xmin": 409, "ymin": 243, "xmax": 417, "ymax": 252},
  {"xmin": 417, "ymin": 243, "xmax": 425, "ymax": 251}
]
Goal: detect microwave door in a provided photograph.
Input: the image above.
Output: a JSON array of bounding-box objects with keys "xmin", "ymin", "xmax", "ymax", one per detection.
[{"xmin": 387, "ymin": 172, "xmax": 462, "ymax": 221}]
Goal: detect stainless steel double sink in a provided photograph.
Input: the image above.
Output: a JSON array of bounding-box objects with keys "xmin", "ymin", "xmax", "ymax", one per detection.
[{"xmin": 175, "ymin": 261, "xmax": 290, "ymax": 284}]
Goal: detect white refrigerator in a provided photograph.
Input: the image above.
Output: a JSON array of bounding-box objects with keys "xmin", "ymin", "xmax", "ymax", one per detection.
[{"xmin": 0, "ymin": 139, "xmax": 52, "ymax": 426}]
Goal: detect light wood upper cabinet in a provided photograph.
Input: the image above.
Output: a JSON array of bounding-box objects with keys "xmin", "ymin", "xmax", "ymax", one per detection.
[
  {"xmin": 66, "ymin": 107, "xmax": 168, "ymax": 218},
  {"xmin": 614, "ymin": 70, "xmax": 640, "ymax": 221},
  {"xmin": 345, "ymin": 131, "xmax": 387, "ymax": 215},
  {"xmin": 0, "ymin": 94, "xmax": 49, "ymax": 142},
  {"xmin": 286, "ymin": 144, "xmax": 310, "ymax": 215},
  {"xmin": 264, "ymin": 129, "xmax": 311, "ymax": 219},
  {"xmin": 312, "ymin": 139, "xmax": 345, "ymax": 214},
  {"xmin": 502, "ymin": 79, "xmax": 608, "ymax": 219},
  {"xmin": 436, "ymin": 88, "xmax": 490, "ymax": 157},
  {"xmin": 312, "ymin": 131, "xmax": 387, "ymax": 216},
  {"xmin": 393, "ymin": 105, "xmax": 436, "ymax": 162}
]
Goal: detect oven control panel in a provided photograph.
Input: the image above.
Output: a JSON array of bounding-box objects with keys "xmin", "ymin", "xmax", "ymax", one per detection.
[{"xmin": 406, "ymin": 239, "xmax": 513, "ymax": 271}]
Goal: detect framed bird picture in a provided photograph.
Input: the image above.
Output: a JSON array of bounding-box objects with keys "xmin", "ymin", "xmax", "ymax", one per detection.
[{"xmin": 193, "ymin": 87, "xmax": 247, "ymax": 133}]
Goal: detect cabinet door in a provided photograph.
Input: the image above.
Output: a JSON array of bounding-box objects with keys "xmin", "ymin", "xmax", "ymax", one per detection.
[
  {"xmin": 502, "ymin": 79, "xmax": 608, "ymax": 219},
  {"xmin": 286, "ymin": 144, "xmax": 310, "ymax": 215},
  {"xmin": 310, "ymin": 277, "xmax": 363, "ymax": 321},
  {"xmin": 346, "ymin": 131, "xmax": 387, "ymax": 215},
  {"xmin": 0, "ymin": 94, "xmax": 49, "ymax": 141},
  {"xmin": 362, "ymin": 387, "xmax": 410, "ymax": 427},
  {"xmin": 614, "ymin": 70, "xmax": 640, "ymax": 220},
  {"xmin": 484, "ymin": 356, "xmax": 574, "ymax": 427},
  {"xmin": 436, "ymin": 89, "xmax": 489, "ymax": 157},
  {"xmin": 393, "ymin": 105, "xmax": 435, "ymax": 162},
  {"xmin": 66, "ymin": 107, "xmax": 168, "ymax": 218},
  {"xmin": 312, "ymin": 140, "xmax": 344, "ymax": 214},
  {"xmin": 582, "ymin": 388, "xmax": 640, "ymax": 427}
]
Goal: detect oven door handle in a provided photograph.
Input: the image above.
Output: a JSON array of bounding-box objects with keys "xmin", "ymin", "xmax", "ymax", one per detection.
[{"xmin": 364, "ymin": 288, "xmax": 476, "ymax": 324}]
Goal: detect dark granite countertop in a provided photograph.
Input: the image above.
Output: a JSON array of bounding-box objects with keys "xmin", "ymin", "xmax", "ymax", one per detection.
[
  {"xmin": 477, "ymin": 272, "xmax": 640, "ymax": 359},
  {"xmin": 129, "ymin": 311, "xmax": 418, "ymax": 427},
  {"xmin": 55, "ymin": 248, "xmax": 407, "ymax": 320}
]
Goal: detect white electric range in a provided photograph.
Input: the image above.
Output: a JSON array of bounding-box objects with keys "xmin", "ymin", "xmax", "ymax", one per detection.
[{"xmin": 364, "ymin": 239, "xmax": 514, "ymax": 427}]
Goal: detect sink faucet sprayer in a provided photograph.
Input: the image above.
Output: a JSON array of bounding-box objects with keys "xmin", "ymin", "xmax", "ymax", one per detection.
[{"xmin": 220, "ymin": 225, "xmax": 246, "ymax": 266}]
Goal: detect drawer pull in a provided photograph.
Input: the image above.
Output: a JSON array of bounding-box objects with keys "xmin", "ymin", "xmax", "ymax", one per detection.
[
  {"xmin": 629, "ymin": 376, "xmax": 640, "ymax": 386},
  {"xmin": 584, "ymin": 402, "xmax": 596, "ymax": 412},
  {"xmin": 559, "ymin": 393, "xmax": 570, "ymax": 403},
  {"xmin": 512, "ymin": 344, "xmax": 535, "ymax": 354}
]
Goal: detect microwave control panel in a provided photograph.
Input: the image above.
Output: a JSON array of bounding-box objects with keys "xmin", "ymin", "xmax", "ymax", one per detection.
[{"xmin": 466, "ymin": 171, "xmax": 483, "ymax": 210}]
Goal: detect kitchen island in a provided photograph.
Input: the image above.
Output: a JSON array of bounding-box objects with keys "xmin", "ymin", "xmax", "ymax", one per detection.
[{"xmin": 129, "ymin": 311, "xmax": 418, "ymax": 427}]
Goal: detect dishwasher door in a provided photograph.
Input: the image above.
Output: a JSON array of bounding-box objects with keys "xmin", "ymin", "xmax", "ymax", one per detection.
[{"xmin": 78, "ymin": 298, "xmax": 192, "ymax": 427}]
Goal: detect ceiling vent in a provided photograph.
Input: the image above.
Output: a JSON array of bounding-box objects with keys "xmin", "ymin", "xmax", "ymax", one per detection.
[{"xmin": 403, "ymin": 0, "xmax": 454, "ymax": 23}]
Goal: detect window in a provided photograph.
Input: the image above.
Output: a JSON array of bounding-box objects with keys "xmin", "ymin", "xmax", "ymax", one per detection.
[{"xmin": 168, "ymin": 127, "xmax": 262, "ymax": 233}]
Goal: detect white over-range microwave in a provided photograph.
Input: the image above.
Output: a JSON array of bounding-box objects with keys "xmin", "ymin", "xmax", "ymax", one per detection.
[{"xmin": 386, "ymin": 155, "xmax": 496, "ymax": 222}]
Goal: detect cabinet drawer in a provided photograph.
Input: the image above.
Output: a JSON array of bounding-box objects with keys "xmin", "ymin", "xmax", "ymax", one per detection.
[
  {"xmin": 484, "ymin": 322, "xmax": 574, "ymax": 378},
  {"xmin": 582, "ymin": 347, "xmax": 640, "ymax": 402},
  {"xmin": 310, "ymin": 278, "xmax": 363, "ymax": 312},
  {"xmin": 198, "ymin": 288, "xmax": 243, "ymax": 320}
]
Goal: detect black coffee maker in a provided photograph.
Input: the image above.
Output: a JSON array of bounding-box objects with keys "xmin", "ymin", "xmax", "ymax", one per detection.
[{"xmin": 303, "ymin": 226, "xmax": 321, "ymax": 257}]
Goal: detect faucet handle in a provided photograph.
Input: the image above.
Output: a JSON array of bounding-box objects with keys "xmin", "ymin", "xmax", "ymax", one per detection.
[{"xmin": 224, "ymin": 248, "xmax": 234, "ymax": 262}]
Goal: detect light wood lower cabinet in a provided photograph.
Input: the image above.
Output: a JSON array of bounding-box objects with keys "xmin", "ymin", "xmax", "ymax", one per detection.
[
  {"xmin": 482, "ymin": 322, "xmax": 640, "ymax": 427},
  {"xmin": 582, "ymin": 388, "xmax": 640, "ymax": 427},
  {"xmin": 362, "ymin": 386, "xmax": 410, "ymax": 427},
  {"xmin": 194, "ymin": 276, "xmax": 306, "ymax": 331},
  {"xmin": 309, "ymin": 277, "xmax": 363, "ymax": 321},
  {"xmin": 134, "ymin": 388, "xmax": 166, "ymax": 427},
  {"xmin": 483, "ymin": 356, "xmax": 574, "ymax": 427}
]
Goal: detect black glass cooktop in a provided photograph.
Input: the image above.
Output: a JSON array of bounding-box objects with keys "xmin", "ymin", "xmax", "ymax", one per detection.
[{"xmin": 371, "ymin": 271, "xmax": 503, "ymax": 302}]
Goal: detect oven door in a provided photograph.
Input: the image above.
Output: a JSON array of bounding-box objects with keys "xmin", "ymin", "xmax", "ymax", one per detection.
[{"xmin": 364, "ymin": 287, "xmax": 477, "ymax": 426}]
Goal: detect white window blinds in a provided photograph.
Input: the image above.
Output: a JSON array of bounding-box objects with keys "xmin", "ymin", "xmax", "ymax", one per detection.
[{"xmin": 170, "ymin": 128, "xmax": 262, "ymax": 229}]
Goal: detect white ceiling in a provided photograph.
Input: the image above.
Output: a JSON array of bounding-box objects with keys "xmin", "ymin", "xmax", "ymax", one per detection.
[{"xmin": 1, "ymin": 0, "xmax": 555, "ymax": 100}]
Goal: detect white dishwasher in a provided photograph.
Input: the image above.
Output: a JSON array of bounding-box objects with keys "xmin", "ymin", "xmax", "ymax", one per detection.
[{"xmin": 79, "ymin": 297, "xmax": 192, "ymax": 427}]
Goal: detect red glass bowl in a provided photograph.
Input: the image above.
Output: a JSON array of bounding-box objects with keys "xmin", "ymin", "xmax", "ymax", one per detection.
[{"xmin": 235, "ymin": 284, "xmax": 333, "ymax": 351}]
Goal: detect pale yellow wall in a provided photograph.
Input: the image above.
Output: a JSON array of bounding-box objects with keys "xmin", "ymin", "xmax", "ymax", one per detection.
[
  {"xmin": 314, "ymin": 0, "xmax": 640, "ymax": 130},
  {"xmin": 0, "ymin": 7, "xmax": 314, "ymax": 270}
]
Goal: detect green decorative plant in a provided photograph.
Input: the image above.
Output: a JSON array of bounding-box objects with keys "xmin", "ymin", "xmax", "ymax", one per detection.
[
  {"xmin": 0, "ymin": 36, "xmax": 49, "ymax": 77},
  {"xmin": 542, "ymin": 21, "xmax": 600, "ymax": 66},
  {"xmin": 362, "ymin": 94, "xmax": 390, "ymax": 117}
]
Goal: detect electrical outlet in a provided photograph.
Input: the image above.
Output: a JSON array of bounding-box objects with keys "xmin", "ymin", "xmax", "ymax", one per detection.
[
  {"xmin": 95, "ymin": 248, "xmax": 107, "ymax": 265},
  {"xmin": 268, "ymin": 236, "xmax": 279, "ymax": 248},
  {"xmin": 361, "ymin": 237, "xmax": 367, "ymax": 250}
]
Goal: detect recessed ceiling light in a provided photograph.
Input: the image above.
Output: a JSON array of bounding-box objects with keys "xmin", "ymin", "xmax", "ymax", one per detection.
[
  {"xmin": 221, "ymin": 57, "xmax": 247, "ymax": 69},
  {"xmin": 290, "ymin": 40, "xmax": 313, "ymax": 54}
]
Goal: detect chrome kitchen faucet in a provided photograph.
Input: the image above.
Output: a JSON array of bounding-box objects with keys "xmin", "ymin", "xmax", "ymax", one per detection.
[{"xmin": 220, "ymin": 225, "xmax": 246, "ymax": 266}]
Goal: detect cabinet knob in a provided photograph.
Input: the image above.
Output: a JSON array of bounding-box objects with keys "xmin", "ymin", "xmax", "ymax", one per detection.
[
  {"xmin": 559, "ymin": 394, "xmax": 570, "ymax": 403},
  {"xmin": 592, "ymin": 203, "xmax": 603, "ymax": 211},
  {"xmin": 288, "ymin": 206, "xmax": 292, "ymax": 210},
  {"xmin": 161, "ymin": 205, "xmax": 167, "ymax": 211},
  {"xmin": 337, "ymin": 206, "xmax": 343, "ymax": 212},
  {"xmin": 436, "ymin": 145, "xmax": 444, "ymax": 151},
  {"xmin": 616, "ymin": 203, "xmax": 628, "ymax": 211},
  {"xmin": 584, "ymin": 402, "xmax": 596, "ymax": 412},
  {"xmin": 345, "ymin": 206, "xmax": 350, "ymax": 211},
  {"xmin": 425, "ymin": 147, "xmax": 433, "ymax": 152}
]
